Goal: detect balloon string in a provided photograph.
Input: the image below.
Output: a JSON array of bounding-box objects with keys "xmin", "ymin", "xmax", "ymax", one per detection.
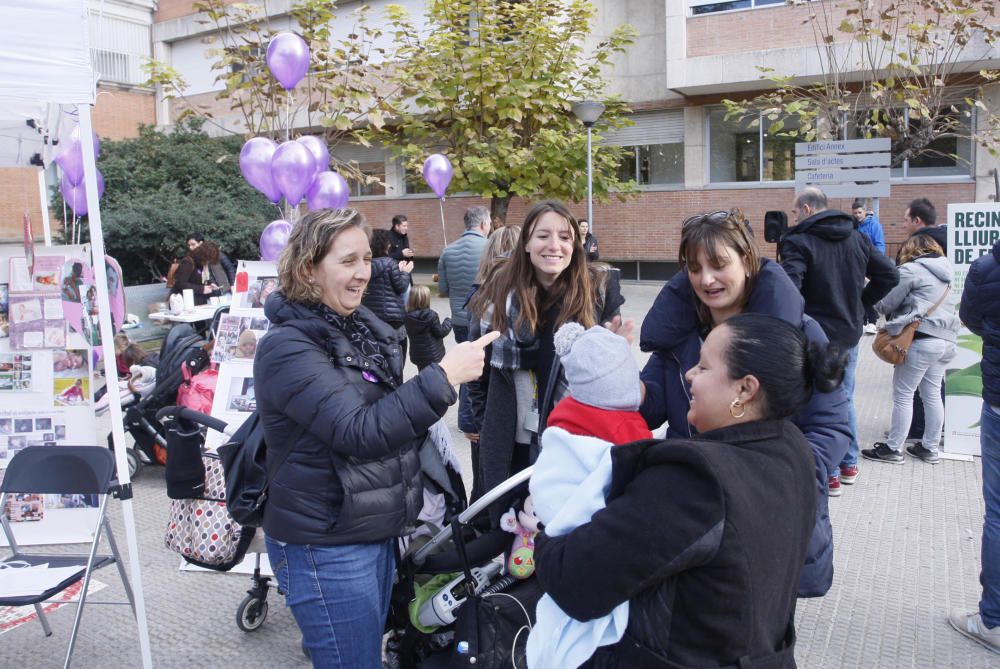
[{"xmin": 439, "ymin": 197, "xmax": 447, "ymax": 247}]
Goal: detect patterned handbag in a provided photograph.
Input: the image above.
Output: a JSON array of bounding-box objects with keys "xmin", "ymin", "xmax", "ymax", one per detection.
[{"xmin": 164, "ymin": 453, "xmax": 254, "ymax": 571}]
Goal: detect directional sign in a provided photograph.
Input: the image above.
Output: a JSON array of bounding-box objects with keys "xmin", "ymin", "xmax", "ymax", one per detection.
[
  {"xmin": 794, "ymin": 167, "xmax": 891, "ymax": 183},
  {"xmin": 795, "ymin": 137, "xmax": 891, "ymax": 196},
  {"xmin": 794, "ymin": 152, "xmax": 891, "ymax": 169}
]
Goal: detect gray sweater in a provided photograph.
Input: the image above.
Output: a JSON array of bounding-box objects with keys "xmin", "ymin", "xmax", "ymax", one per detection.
[{"xmin": 875, "ymin": 255, "xmax": 959, "ymax": 342}]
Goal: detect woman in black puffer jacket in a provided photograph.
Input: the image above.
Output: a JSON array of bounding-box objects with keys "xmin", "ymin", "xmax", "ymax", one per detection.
[
  {"xmin": 363, "ymin": 228, "xmax": 412, "ymax": 360},
  {"xmin": 254, "ymin": 209, "xmax": 496, "ymax": 668}
]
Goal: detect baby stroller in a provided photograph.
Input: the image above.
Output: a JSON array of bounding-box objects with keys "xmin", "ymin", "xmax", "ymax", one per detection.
[
  {"xmin": 104, "ymin": 318, "xmax": 218, "ymax": 478},
  {"xmin": 384, "ymin": 466, "xmax": 542, "ymax": 669},
  {"xmin": 155, "ymin": 405, "xmax": 482, "ymax": 641},
  {"xmin": 155, "ymin": 405, "xmax": 273, "ymax": 632}
]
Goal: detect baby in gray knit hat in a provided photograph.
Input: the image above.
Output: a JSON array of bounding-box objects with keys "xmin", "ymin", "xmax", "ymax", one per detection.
[{"xmin": 547, "ymin": 322, "xmax": 651, "ymax": 444}]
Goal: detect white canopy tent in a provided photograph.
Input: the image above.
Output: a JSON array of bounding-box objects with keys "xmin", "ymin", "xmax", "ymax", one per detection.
[{"xmin": 0, "ymin": 1, "xmax": 153, "ymax": 665}]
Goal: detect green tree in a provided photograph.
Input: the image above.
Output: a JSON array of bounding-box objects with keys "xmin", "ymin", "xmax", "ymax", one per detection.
[
  {"xmin": 375, "ymin": 0, "xmax": 638, "ymax": 223},
  {"xmin": 55, "ymin": 119, "xmax": 279, "ymax": 284},
  {"xmin": 723, "ymin": 0, "xmax": 1000, "ymax": 167},
  {"xmin": 144, "ymin": 0, "xmax": 396, "ymax": 189}
]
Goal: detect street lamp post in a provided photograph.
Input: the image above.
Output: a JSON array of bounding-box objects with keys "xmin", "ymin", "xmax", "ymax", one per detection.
[{"xmin": 572, "ymin": 100, "xmax": 605, "ymax": 232}]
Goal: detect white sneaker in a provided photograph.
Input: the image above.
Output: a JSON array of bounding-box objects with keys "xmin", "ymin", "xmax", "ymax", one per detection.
[
  {"xmin": 949, "ymin": 610, "xmax": 1000, "ymax": 655},
  {"xmin": 863, "ymin": 323, "xmax": 878, "ymax": 335}
]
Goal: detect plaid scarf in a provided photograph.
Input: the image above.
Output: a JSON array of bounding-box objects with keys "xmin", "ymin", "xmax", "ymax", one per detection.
[
  {"xmin": 312, "ymin": 303, "xmax": 390, "ymax": 375},
  {"xmin": 479, "ymin": 292, "xmax": 541, "ymax": 371}
]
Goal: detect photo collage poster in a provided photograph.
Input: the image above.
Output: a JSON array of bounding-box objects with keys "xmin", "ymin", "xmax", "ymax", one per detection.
[
  {"xmin": 204, "ymin": 260, "xmax": 276, "ymax": 452},
  {"xmin": 8, "ymin": 255, "xmax": 66, "ymax": 349},
  {"xmin": 0, "ymin": 246, "xmax": 100, "ymax": 541}
]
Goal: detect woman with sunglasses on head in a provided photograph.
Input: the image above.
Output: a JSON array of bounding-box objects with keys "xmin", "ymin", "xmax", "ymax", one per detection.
[
  {"xmin": 638, "ymin": 208, "xmax": 851, "ymax": 598},
  {"xmin": 467, "ymin": 200, "xmax": 625, "ymax": 499},
  {"xmin": 536, "ymin": 313, "xmax": 846, "ymax": 668}
]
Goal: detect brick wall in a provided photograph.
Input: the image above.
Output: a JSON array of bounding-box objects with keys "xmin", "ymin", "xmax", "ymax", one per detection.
[
  {"xmin": 350, "ymin": 182, "xmax": 976, "ymax": 264},
  {"xmin": 93, "ymin": 85, "xmax": 156, "ymax": 140},
  {"xmin": 155, "ymin": 0, "xmax": 230, "ymax": 23},
  {"xmin": 687, "ymin": 3, "xmax": 849, "ymax": 58},
  {"xmin": 0, "ymin": 168, "xmax": 49, "ymax": 242}
]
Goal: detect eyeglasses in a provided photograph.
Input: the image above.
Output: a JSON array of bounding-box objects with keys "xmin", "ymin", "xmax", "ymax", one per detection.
[{"xmin": 682, "ymin": 209, "xmax": 739, "ymax": 229}]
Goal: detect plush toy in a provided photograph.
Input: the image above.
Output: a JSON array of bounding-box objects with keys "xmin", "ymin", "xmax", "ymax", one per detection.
[{"xmin": 500, "ymin": 495, "xmax": 541, "ymax": 579}]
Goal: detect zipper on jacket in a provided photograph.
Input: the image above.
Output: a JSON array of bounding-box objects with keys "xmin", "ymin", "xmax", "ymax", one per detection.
[{"xmin": 673, "ymin": 352, "xmax": 694, "ymax": 438}]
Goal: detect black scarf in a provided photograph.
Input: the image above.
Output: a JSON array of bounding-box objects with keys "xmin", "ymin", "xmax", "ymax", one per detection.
[{"xmin": 312, "ymin": 304, "xmax": 390, "ymax": 375}]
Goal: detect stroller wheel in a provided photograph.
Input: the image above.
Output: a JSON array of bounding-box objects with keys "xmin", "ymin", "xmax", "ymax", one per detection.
[
  {"xmin": 126, "ymin": 448, "xmax": 141, "ymax": 479},
  {"xmin": 236, "ymin": 594, "xmax": 268, "ymax": 632}
]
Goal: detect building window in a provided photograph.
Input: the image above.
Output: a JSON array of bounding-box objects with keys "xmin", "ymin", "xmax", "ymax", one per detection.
[
  {"xmin": 708, "ymin": 104, "xmax": 974, "ymax": 184},
  {"xmin": 604, "ymin": 111, "xmax": 685, "ymax": 186},
  {"xmin": 690, "ymin": 0, "xmax": 785, "ymax": 15},
  {"xmin": 850, "ymin": 106, "xmax": 973, "ymax": 178},
  {"xmin": 89, "ymin": 12, "xmax": 150, "ymax": 86},
  {"xmin": 347, "ymin": 162, "xmax": 386, "ymax": 197},
  {"xmin": 403, "ymin": 165, "xmax": 433, "ymax": 195}
]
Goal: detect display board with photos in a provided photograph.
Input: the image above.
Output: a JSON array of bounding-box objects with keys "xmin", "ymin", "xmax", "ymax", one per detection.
[
  {"xmin": 0, "ymin": 245, "xmax": 103, "ymax": 545},
  {"xmin": 203, "ymin": 260, "xmax": 276, "ymax": 452}
]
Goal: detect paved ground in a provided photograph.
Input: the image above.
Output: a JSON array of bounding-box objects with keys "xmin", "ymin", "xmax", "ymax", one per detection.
[{"xmin": 3, "ymin": 279, "xmax": 994, "ymax": 668}]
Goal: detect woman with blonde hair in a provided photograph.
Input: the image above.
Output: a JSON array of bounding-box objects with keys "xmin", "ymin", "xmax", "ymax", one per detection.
[
  {"xmin": 253, "ymin": 209, "xmax": 496, "ymax": 667},
  {"xmin": 863, "ymin": 233, "xmax": 959, "ymax": 465},
  {"xmin": 467, "ymin": 200, "xmax": 624, "ymax": 499}
]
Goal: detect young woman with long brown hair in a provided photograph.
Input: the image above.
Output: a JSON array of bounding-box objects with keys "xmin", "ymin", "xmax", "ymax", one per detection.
[{"xmin": 467, "ymin": 200, "xmax": 624, "ymax": 499}]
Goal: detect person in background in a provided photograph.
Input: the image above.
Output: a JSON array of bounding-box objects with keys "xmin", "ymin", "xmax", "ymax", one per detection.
[
  {"xmin": 404, "ymin": 285, "xmax": 452, "ymax": 370},
  {"xmin": 388, "ymin": 214, "xmax": 414, "ymax": 261},
  {"xmin": 952, "ymin": 236, "xmax": 1000, "ymax": 654},
  {"xmin": 438, "ymin": 206, "xmax": 490, "ymax": 344},
  {"xmin": 900, "ymin": 198, "xmax": 948, "ymax": 443},
  {"xmin": 852, "ymin": 198, "xmax": 887, "ymax": 335},
  {"xmin": 467, "ymin": 200, "xmax": 625, "ymax": 502},
  {"xmin": 639, "ymin": 208, "xmax": 850, "ymax": 596},
  {"xmin": 781, "ymin": 186, "xmax": 898, "ymax": 494},
  {"xmin": 171, "ymin": 241, "xmax": 230, "ymax": 306},
  {"xmin": 580, "ymin": 219, "xmax": 599, "ymax": 262},
  {"xmin": 363, "ymin": 228, "xmax": 413, "ymax": 362},
  {"xmin": 536, "ymin": 313, "xmax": 844, "ymax": 667},
  {"xmin": 863, "ymin": 233, "xmax": 958, "ymax": 465},
  {"xmin": 187, "ymin": 232, "xmax": 236, "ymax": 284},
  {"xmin": 254, "ymin": 208, "xmax": 496, "ymax": 668}
]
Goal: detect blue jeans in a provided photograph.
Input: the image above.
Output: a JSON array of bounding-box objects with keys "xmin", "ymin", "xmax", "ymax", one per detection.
[
  {"xmin": 266, "ymin": 537, "xmax": 395, "ymax": 668},
  {"xmin": 837, "ymin": 344, "xmax": 860, "ymax": 471},
  {"xmin": 453, "ymin": 325, "xmax": 475, "ymax": 433},
  {"xmin": 981, "ymin": 404, "xmax": 1000, "ymax": 628},
  {"xmin": 885, "ymin": 337, "xmax": 949, "ymax": 454}
]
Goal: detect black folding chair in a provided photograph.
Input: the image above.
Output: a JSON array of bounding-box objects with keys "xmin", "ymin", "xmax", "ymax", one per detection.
[{"xmin": 0, "ymin": 446, "xmax": 135, "ymax": 668}]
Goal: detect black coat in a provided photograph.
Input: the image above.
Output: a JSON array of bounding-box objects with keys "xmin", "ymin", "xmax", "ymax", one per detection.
[
  {"xmin": 780, "ymin": 209, "xmax": 899, "ymax": 348},
  {"xmin": 388, "ymin": 229, "xmax": 411, "ymax": 261},
  {"xmin": 536, "ymin": 420, "xmax": 815, "ymax": 669},
  {"xmin": 362, "ymin": 257, "xmax": 409, "ymax": 327},
  {"xmin": 404, "ymin": 307, "xmax": 452, "ymax": 369},
  {"xmin": 961, "ymin": 239, "xmax": 1000, "ymax": 405},
  {"xmin": 254, "ymin": 292, "xmax": 456, "ymax": 545},
  {"xmin": 904, "ymin": 224, "xmax": 949, "ymax": 254}
]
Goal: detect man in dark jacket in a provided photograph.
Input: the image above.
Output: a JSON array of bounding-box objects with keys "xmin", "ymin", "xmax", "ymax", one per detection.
[
  {"xmin": 388, "ymin": 214, "xmax": 414, "ymax": 261},
  {"xmin": 781, "ymin": 186, "xmax": 899, "ymax": 494},
  {"xmin": 903, "ymin": 197, "xmax": 947, "ymax": 253},
  {"xmin": 952, "ymin": 238, "xmax": 1000, "ymax": 654}
]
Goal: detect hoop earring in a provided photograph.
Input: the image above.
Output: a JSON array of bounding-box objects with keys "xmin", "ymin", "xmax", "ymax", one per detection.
[{"xmin": 729, "ymin": 398, "xmax": 746, "ymax": 419}]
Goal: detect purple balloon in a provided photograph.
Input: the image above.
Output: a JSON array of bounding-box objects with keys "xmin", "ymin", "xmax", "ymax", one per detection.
[
  {"xmin": 422, "ymin": 153, "xmax": 454, "ymax": 198},
  {"xmin": 240, "ymin": 137, "xmax": 282, "ymax": 203},
  {"xmin": 266, "ymin": 32, "xmax": 310, "ymax": 90},
  {"xmin": 260, "ymin": 219, "xmax": 293, "ymax": 261},
  {"xmin": 272, "ymin": 140, "xmax": 317, "ymax": 206},
  {"xmin": 306, "ymin": 171, "xmax": 350, "ymax": 211},
  {"xmin": 297, "ymin": 135, "xmax": 330, "ymax": 181},
  {"xmin": 55, "ymin": 140, "xmax": 84, "ymax": 186},
  {"xmin": 70, "ymin": 127, "xmax": 101, "ymax": 158},
  {"xmin": 60, "ymin": 169, "xmax": 105, "ymax": 216}
]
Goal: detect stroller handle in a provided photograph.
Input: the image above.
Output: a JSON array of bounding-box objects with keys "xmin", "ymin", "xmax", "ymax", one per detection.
[
  {"xmin": 412, "ymin": 465, "xmax": 533, "ymax": 568},
  {"xmin": 156, "ymin": 405, "xmax": 231, "ymax": 436}
]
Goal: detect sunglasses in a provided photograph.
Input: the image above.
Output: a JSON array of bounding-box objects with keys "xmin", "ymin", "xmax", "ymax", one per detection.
[{"xmin": 682, "ymin": 209, "xmax": 741, "ymax": 229}]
